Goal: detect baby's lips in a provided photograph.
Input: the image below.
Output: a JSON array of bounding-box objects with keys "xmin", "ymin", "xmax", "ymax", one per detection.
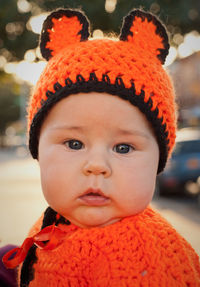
[
  {"xmin": 81, "ymin": 188, "xmax": 108, "ymax": 198},
  {"xmin": 78, "ymin": 188, "xmax": 110, "ymax": 206}
]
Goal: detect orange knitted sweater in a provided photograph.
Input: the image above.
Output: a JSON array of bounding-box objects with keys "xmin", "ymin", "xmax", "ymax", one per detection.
[{"xmin": 16, "ymin": 207, "xmax": 200, "ymax": 286}]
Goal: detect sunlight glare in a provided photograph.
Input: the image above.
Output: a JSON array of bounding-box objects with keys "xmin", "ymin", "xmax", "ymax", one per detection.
[
  {"xmin": 15, "ymin": 61, "xmax": 46, "ymax": 85},
  {"xmin": 178, "ymin": 32, "xmax": 200, "ymax": 58},
  {"xmin": 0, "ymin": 56, "xmax": 7, "ymax": 69},
  {"xmin": 4, "ymin": 62, "xmax": 17, "ymax": 74},
  {"xmin": 28, "ymin": 13, "xmax": 48, "ymax": 34},
  {"xmin": 24, "ymin": 49, "xmax": 36, "ymax": 62},
  {"xmin": 164, "ymin": 47, "xmax": 177, "ymax": 67}
]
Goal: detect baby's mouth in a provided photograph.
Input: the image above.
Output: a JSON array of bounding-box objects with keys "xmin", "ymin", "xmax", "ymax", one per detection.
[{"xmin": 79, "ymin": 188, "xmax": 110, "ymax": 206}]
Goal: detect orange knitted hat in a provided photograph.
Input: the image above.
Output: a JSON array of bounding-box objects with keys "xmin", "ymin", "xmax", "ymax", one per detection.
[{"xmin": 28, "ymin": 8, "xmax": 176, "ymax": 173}]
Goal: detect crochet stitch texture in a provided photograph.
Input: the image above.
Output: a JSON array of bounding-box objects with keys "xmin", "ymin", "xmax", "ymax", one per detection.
[
  {"xmin": 19, "ymin": 207, "xmax": 200, "ymax": 287},
  {"xmin": 27, "ymin": 8, "xmax": 177, "ymax": 173}
]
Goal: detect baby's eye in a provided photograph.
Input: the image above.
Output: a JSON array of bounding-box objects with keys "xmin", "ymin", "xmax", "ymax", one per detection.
[
  {"xmin": 114, "ymin": 143, "xmax": 134, "ymax": 154},
  {"xmin": 64, "ymin": 140, "xmax": 83, "ymax": 150}
]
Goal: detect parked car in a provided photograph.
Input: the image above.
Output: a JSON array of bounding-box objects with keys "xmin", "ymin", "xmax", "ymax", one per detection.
[{"xmin": 157, "ymin": 127, "xmax": 200, "ymax": 196}]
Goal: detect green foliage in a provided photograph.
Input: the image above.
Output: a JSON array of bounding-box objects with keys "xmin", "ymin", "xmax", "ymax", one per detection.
[
  {"xmin": 0, "ymin": 0, "xmax": 38, "ymax": 60},
  {"xmin": 0, "ymin": 72, "xmax": 20, "ymax": 136}
]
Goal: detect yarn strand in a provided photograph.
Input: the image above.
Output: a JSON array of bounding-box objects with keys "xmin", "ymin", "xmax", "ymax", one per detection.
[{"xmin": 3, "ymin": 224, "xmax": 66, "ymax": 269}]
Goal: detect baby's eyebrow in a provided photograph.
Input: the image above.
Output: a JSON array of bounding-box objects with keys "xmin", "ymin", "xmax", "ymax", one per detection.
[
  {"xmin": 50, "ymin": 125, "xmax": 150, "ymax": 139},
  {"xmin": 50, "ymin": 125, "xmax": 85, "ymax": 132},
  {"xmin": 115, "ymin": 128, "xmax": 150, "ymax": 139}
]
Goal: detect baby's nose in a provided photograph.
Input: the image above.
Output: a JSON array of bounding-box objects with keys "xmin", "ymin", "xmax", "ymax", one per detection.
[{"xmin": 82, "ymin": 156, "xmax": 111, "ymax": 178}]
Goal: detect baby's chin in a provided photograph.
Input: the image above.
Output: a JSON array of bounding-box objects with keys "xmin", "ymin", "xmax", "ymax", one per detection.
[{"xmin": 66, "ymin": 213, "xmax": 122, "ymax": 229}]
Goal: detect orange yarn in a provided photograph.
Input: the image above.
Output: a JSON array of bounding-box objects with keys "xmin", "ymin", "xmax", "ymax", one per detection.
[
  {"xmin": 46, "ymin": 16, "xmax": 83, "ymax": 57},
  {"xmin": 27, "ymin": 8, "xmax": 177, "ymax": 173},
  {"xmin": 18, "ymin": 207, "xmax": 200, "ymax": 286},
  {"xmin": 128, "ymin": 16, "xmax": 164, "ymax": 55}
]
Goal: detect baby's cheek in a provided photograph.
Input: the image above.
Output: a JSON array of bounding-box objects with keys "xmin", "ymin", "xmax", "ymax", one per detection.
[
  {"xmin": 123, "ymin": 189, "xmax": 153, "ymax": 216},
  {"xmin": 40, "ymin": 165, "xmax": 58, "ymax": 199},
  {"xmin": 117, "ymin": 172, "xmax": 155, "ymax": 214}
]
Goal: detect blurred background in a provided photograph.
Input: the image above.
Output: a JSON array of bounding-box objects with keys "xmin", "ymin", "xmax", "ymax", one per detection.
[{"xmin": 0, "ymin": 0, "xmax": 200, "ymax": 254}]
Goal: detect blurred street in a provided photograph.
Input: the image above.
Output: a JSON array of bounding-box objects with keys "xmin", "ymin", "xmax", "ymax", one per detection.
[{"xmin": 0, "ymin": 148, "xmax": 200, "ymax": 255}]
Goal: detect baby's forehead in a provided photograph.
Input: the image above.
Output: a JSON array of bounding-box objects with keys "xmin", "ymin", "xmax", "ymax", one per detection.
[{"xmin": 41, "ymin": 92, "xmax": 155, "ymax": 138}]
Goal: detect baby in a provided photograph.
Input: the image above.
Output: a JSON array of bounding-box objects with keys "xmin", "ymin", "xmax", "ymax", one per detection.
[{"xmin": 3, "ymin": 8, "xmax": 200, "ymax": 286}]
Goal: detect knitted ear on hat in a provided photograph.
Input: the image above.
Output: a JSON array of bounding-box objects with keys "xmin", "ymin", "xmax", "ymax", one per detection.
[
  {"xmin": 40, "ymin": 9, "xmax": 90, "ymax": 61},
  {"xmin": 28, "ymin": 8, "xmax": 176, "ymax": 174},
  {"xmin": 120, "ymin": 9, "xmax": 169, "ymax": 64}
]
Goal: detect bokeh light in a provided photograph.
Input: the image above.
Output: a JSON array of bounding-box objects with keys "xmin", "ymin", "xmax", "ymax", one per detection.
[
  {"xmin": 165, "ymin": 47, "xmax": 178, "ymax": 67},
  {"xmin": 17, "ymin": 0, "xmax": 32, "ymax": 13},
  {"xmin": 1, "ymin": 5, "xmax": 200, "ymax": 86},
  {"xmin": 178, "ymin": 32, "xmax": 200, "ymax": 58},
  {"xmin": 93, "ymin": 29, "xmax": 104, "ymax": 39},
  {"xmin": 28, "ymin": 14, "xmax": 48, "ymax": 34},
  {"xmin": 105, "ymin": 0, "xmax": 117, "ymax": 13},
  {"xmin": 24, "ymin": 49, "xmax": 36, "ymax": 62}
]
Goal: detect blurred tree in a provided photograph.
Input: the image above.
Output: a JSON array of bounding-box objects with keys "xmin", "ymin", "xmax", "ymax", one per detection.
[
  {"xmin": 0, "ymin": 0, "xmax": 38, "ymax": 61},
  {"xmin": 0, "ymin": 72, "xmax": 20, "ymax": 146},
  {"xmin": 0, "ymin": 0, "xmax": 200, "ymax": 62}
]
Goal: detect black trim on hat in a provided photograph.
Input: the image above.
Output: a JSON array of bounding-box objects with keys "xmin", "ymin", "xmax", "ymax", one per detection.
[
  {"xmin": 120, "ymin": 9, "xmax": 169, "ymax": 64},
  {"xmin": 29, "ymin": 73, "xmax": 169, "ymax": 173},
  {"xmin": 40, "ymin": 8, "xmax": 90, "ymax": 61}
]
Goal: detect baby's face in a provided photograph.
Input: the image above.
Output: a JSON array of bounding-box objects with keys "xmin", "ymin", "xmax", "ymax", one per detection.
[{"xmin": 38, "ymin": 92, "xmax": 159, "ymax": 228}]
